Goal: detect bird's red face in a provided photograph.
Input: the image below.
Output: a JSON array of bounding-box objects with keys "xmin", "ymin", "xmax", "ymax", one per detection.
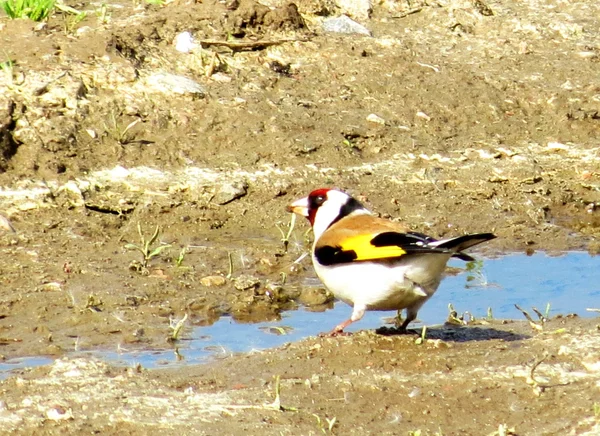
[
  {"xmin": 288, "ymin": 189, "xmax": 368, "ymax": 239},
  {"xmin": 287, "ymin": 188, "xmax": 330, "ymax": 226}
]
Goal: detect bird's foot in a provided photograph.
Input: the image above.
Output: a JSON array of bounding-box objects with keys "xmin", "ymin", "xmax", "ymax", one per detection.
[
  {"xmin": 319, "ymin": 318, "xmax": 355, "ymax": 337},
  {"xmin": 375, "ymin": 325, "xmax": 419, "ymax": 336},
  {"xmin": 319, "ymin": 329, "xmax": 352, "ymax": 338}
]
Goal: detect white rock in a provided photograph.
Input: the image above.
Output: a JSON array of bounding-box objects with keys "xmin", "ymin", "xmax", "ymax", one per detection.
[
  {"xmin": 416, "ymin": 111, "xmax": 431, "ymax": 121},
  {"xmin": 144, "ymin": 73, "xmax": 205, "ymax": 96},
  {"xmin": 214, "ymin": 181, "xmax": 248, "ymax": 205},
  {"xmin": 174, "ymin": 31, "xmax": 197, "ymax": 53},
  {"xmin": 322, "ymin": 15, "xmax": 371, "ymax": 36},
  {"xmin": 366, "ymin": 113, "xmax": 385, "ymax": 125}
]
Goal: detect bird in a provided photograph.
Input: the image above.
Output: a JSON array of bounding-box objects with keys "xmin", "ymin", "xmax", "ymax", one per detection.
[{"xmin": 287, "ymin": 188, "xmax": 496, "ymax": 335}]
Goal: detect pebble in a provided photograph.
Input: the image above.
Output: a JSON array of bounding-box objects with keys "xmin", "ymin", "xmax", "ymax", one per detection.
[
  {"xmin": 233, "ymin": 275, "xmax": 261, "ymax": 291},
  {"xmin": 366, "ymin": 113, "xmax": 386, "ymax": 125},
  {"xmin": 144, "ymin": 73, "xmax": 205, "ymax": 96},
  {"xmin": 200, "ymin": 275, "xmax": 227, "ymax": 287},
  {"xmin": 213, "ymin": 181, "xmax": 248, "ymax": 205},
  {"xmin": 298, "ymin": 286, "xmax": 333, "ymax": 306},
  {"xmin": 174, "ymin": 31, "xmax": 197, "ymax": 53},
  {"xmin": 322, "ymin": 15, "xmax": 371, "ymax": 36}
]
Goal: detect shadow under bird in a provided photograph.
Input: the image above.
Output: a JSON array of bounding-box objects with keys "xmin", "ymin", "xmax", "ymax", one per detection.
[{"xmin": 288, "ymin": 188, "xmax": 496, "ymax": 335}]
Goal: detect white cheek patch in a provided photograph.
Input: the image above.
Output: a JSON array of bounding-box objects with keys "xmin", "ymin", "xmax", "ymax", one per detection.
[{"xmin": 312, "ymin": 202, "xmax": 342, "ymax": 240}]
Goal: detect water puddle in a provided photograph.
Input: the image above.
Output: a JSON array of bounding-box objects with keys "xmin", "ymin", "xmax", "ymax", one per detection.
[
  {"xmin": 0, "ymin": 356, "xmax": 55, "ymax": 376},
  {"xmin": 2, "ymin": 252, "xmax": 599, "ymax": 378}
]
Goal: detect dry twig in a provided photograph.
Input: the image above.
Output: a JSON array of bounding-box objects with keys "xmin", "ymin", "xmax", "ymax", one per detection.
[{"xmin": 200, "ymin": 38, "xmax": 308, "ymax": 52}]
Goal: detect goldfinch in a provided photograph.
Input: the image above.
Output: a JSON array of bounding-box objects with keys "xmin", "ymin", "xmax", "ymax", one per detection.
[{"xmin": 288, "ymin": 188, "xmax": 496, "ymax": 334}]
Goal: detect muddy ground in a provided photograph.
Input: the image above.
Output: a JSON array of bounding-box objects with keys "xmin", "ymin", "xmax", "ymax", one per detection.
[{"xmin": 0, "ymin": 0, "xmax": 599, "ymax": 433}]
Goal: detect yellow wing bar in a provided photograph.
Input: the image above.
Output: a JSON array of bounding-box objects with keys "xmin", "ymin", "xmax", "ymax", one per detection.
[{"xmin": 339, "ymin": 234, "xmax": 407, "ymax": 261}]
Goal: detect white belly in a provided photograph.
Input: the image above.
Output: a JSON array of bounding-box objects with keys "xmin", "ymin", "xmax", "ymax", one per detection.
[{"xmin": 312, "ymin": 254, "xmax": 452, "ymax": 311}]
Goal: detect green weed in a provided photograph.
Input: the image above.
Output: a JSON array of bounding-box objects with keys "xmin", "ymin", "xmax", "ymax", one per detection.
[
  {"xmin": 276, "ymin": 212, "xmax": 296, "ymax": 252},
  {"xmin": 63, "ymin": 10, "xmax": 86, "ymax": 34},
  {"xmin": 125, "ymin": 223, "xmax": 171, "ymax": 270},
  {"xmin": 168, "ymin": 313, "xmax": 188, "ymax": 342},
  {"xmin": 1, "ymin": 0, "xmax": 55, "ymax": 20}
]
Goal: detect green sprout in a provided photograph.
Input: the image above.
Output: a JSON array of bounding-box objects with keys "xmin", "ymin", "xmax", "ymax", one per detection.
[
  {"xmin": 1, "ymin": 0, "xmax": 55, "ymax": 20},
  {"xmin": 63, "ymin": 10, "xmax": 86, "ymax": 35},
  {"xmin": 104, "ymin": 112, "xmax": 140, "ymax": 145},
  {"xmin": 313, "ymin": 413, "xmax": 336, "ymax": 433},
  {"xmin": 168, "ymin": 313, "xmax": 188, "ymax": 342},
  {"xmin": 226, "ymin": 251, "xmax": 234, "ymax": 279},
  {"xmin": 414, "ymin": 325, "xmax": 427, "ymax": 345},
  {"xmin": 276, "ymin": 212, "xmax": 296, "ymax": 252},
  {"xmin": 125, "ymin": 223, "xmax": 171, "ymax": 269},
  {"xmin": 176, "ymin": 246, "xmax": 188, "ymax": 267}
]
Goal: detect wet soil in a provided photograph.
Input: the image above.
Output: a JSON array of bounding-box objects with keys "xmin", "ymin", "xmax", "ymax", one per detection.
[{"xmin": 0, "ymin": 0, "xmax": 599, "ymax": 433}]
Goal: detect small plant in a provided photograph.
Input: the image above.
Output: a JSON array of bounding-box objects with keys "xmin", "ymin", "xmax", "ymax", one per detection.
[
  {"xmin": 0, "ymin": 56, "xmax": 14, "ymax": 81},
  {"xmin": 465, "ymin": 259, "xmax": 498, "ymax": 288},
  {"xmin": 514, "ymin": 304, "xmax": 545, "ymax": 331},
  {"xmin": 544, "ymin": 302, "xmax": 551, "ymax": 319},
  {"xmin": 104, "ymin": 111, "xmax": 140, "ymax": 145},
  {"xmin": 175, "ymin": 246, "xmax": 188, "ymax": 267},
  {"xmin": 167, "ymin": 313, "xmax": 188, "ymax": 342},
  {"xmin": 125, "ymin": 223, "xmax": 171, "ymax": 270},
  {"xmin": 465, "ymin": 259, "xmax": 485, "ymax": 286},
  {"xmin": 226, "ymin": 251, "xmax": 234, "ymax": 279},
  {"xmin": 63, "ymin": 10, "xmax": 86, "ymax": 35},
  {"xmin": 95, "ymin": 3, "xmax": 109, "ymax": 24},
  {"xmin": 414, "ymin": 325, "xmax": 427, "ymax": 345},
  {"xmin": 275, "ymin": 213, "xmax": 296, "ymax": 252},
  {"xmin": 266, "ymin": 375, "xmax": 297, "ymax": 412},
  {"xmin": 313, "ymin": 413, "xmax": 337, "ymax": 433},
  {"xmin": 1, "ymin": 0, "xmax": 55, "ymax": 20},
  {"xmin": 446, "ymin": 303, "xmax": 466, "ymax": 325},
  {"xmin": 85, "ymin": 294, "xmax": 103, "ymax": 312}
]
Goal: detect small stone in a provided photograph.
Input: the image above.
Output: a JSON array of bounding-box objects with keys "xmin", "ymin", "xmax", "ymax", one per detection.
[
  {"xmin": 298, "ymin": 287, "xmax": 333, "ymax": 306},
  {"xmin": 39, "ymin": 282, "xmax": 63, "ymax": 292},
  {"xmin": 213, "ymin": 181, "xmax": 248, "ymax": 205},
  {"xmin": 366, "ymin": 113, "xmax": 385, "ymax": 125},
  {"xmin": 416, "ymin": 111, "xmax": 431, "ymax": 121},
  {"xmin": 322, "ymin": 15, "xmax": 371, "ymax": 36},
  {"xmin": 46, "ymin": 406, "xmax": 74, "ymax": 421},
  {"xmin": 233, "ymin": 275, "xmax": 261, "ymax": 291},
  {"xmin": 200, "ymin": 275, "xmax": 227, "ymax": 287},
  {"xmin": 273, "ymin": 180, "xmax": 291, "ymax": 197},
  {"xmin": 144, "ymin": 73, "xmax": 205, "ymax": 96},
  {"xmin": 174, "ymin": 31, "xmax": 197, "ymax": 53}
]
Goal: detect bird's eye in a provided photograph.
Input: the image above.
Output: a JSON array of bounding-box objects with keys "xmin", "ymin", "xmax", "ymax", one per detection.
[{"xmin": 314, "ymin": 195, "xmax": 325, "ymax": 205}]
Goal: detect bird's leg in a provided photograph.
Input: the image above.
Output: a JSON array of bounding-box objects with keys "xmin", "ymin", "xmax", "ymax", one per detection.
[
  {"xmin": 327, "ymin": 304, "xmax": 366, "ymax": 336},
  {"xmin": 397, "ymin": 300, "xmax": 427, "ymax": 334},
  {"xmin": 397, "ymin": 314, "xmax": 416, "ymax": 333},
  {"xmin": 394, "ymin": 309, "xmax": 404, "ymax": 328}
]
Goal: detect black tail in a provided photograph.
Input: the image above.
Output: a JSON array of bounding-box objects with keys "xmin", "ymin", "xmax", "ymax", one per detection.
[{"xmin": 434, "ymin": 233, "xmax": 496, "ymax": 261}]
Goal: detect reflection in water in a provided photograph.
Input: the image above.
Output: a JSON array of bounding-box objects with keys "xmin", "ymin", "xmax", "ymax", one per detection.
[{"xmin": 1, "ymin": 252, "xmax": 599, "ymax": 375}]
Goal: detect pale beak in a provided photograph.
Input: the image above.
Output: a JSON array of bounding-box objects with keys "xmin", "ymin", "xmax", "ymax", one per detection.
[{"xmin": 286, "ymin": 196, "xmax": 309, "ymax": 217}]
